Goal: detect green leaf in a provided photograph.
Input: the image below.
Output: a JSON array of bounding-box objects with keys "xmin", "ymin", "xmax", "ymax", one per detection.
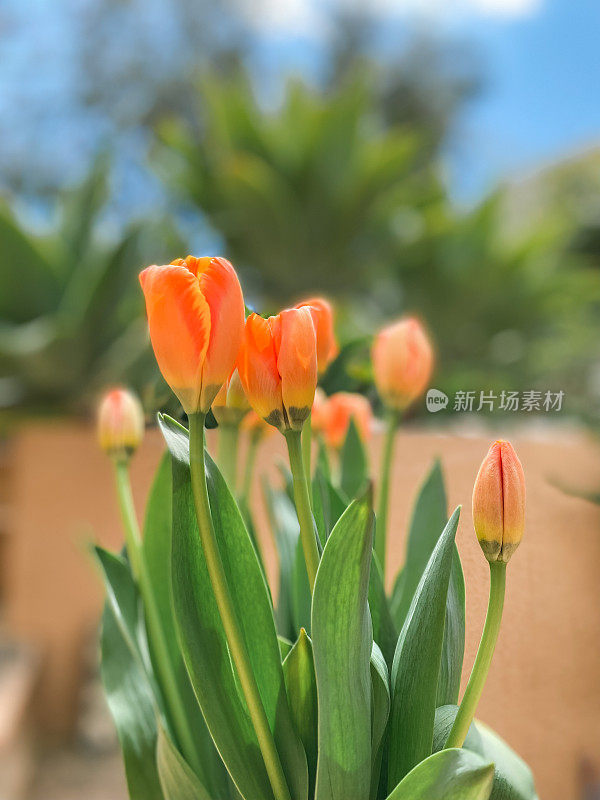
[
  {"xmin": 157, "ymin": 722, "xmax": 212, "ymax": 800},
  {"xmin": 169, "ymin": 432, "xmax": 307, "ymax": 800},
  {"xmin": 438, "ymin": 548, "xmax": 465, "ymax": 707},
  {"xmin": 312, "ymin": 466, "xmax": 347, "ymax": 544},
  {"xmin": 101, "ymin": 603, "xmax": 164, "ymax": 800},
  {"xmin": 394, "ymin": 460, "xmax": 447, "ymax": 631},
  {"xmin": 278, "ymin": 636, "xmax": 294, "ymax": 660},
  {"xmin": 433, "ymin": 707, "xmax": 538, "ymax": 800},
  {"xmin": 385, "ymin": 748, "xmax": 494, "ymax": 800},
  {"xmin": 312, "ymin": 495, "xmax": 374, "ymax": 800},
  {"xmin": 339, "ymin": 418, "xmax": 368, "ymax": 499},
  {"xmin": 262, "ymin": 479, "xmax": 300, "ymax": 640},
  {"xmin": 283, "ymin": 630, "xmax": 318, "ymax": 797},
  {"xmin": 393, "ymin": 461, "xmax": 465, "ymax": 706},
  {"xmin": 387, "ymin": 507, "xmax": 461, "ymax": 790},
  {"xmin": 368, "ymin": 554, "xmax": 398, "ymax": 668},
  {"xmin": 142, "ymin": 454, "xmax": 229, "ymax": 796},
  {"xmin": 95, "ymin": 549, "xmax": 163, "ymax": 800},
  {"xmin": 370, "ymin": 642, "xmax": 390, "ymax": 799}
]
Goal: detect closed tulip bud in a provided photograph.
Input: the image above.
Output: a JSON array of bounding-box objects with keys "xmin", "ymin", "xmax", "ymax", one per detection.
[
  {"xmin": 98, "ymin": 388, "xmax": 144, "ymax": 460},
  {"xmin": 372, "ymin": 316, "xmax": 433, "ymax": 411},
  {"xmin": 212, "ymin": 368, "xmax": 250, "ymax": 426},
  {"xmin": 294, "ymin": 297, "xmax": 338, "ymax": 374},
  {"xmin": 321, "ymin": 391, "xmax": 372, "ymax": 449},
  {"xmin": 472, "ymin": 440, "xmax": 526, "ymax": 563},
  {"xmin": 237, "ymin": 307, "xmax": 317, "ymax": 431},
  {"xmin": 139, "ymin": 256, "xmax": 244, "ymax": 414}
]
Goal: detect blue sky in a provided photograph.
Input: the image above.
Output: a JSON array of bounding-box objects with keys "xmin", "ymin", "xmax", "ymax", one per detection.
[
  {"xmin": 1, "ymin": 0, "xmax": 599, "ymax": 208},
  {"xmin": 246, "ymin": 0, "xmax": 600, "ymax": 201}
]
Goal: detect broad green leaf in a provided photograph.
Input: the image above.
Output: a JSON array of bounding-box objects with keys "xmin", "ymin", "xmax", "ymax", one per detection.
[
  {"xmin": 387, "ymin": 507, "xmax": 461, "ymax": 789},
  {"xmin": 278, "ymin": 636, "xmax": 294, "ymax": 660},
  {"xmin": 340, "ymin": 418, "xmax": 368, "ymax": 499},
  {"xmin": 370, "ymin": 642, "xmax": 390, "ymax": 800},
  {"xmin": 433, "ymin": 707, "xmax": 538, "ymax": 800},
  {"xmin": 394, "ymin": 460, "xmax": 447, "ymax": 631},
  {"xmin": 316, "ymin": 438, "xmax": 332, "ymax": 481},
  {"xmin": 292, "ymin": 538, "xmax": 312, "ymax": 636},
  {"xmin": 438, "ymin": 548, "xmax": 465, "ymax": 707},
  {"xmin": 386, "ymin": 748, "xmax": 494, "ymax": 800},
  {"xmin": 101, "ymin": 603, "xmax": 164, "ymax": 800},
  {"xmin": 393, "ymin": 460, "xmax": 465, "ymax": 706},
  {"xmin": 389, "ymin": 568, "xmax": 405, "ymax": 630},
  {"xmin": 96, "ymin": 549, "xmax": 163, "ymax": 800},
  {"xmin": 262, "ymin": 479, "xmax": 300, "ymax": 640},
  {"xmin": 168, "ymin": 419, "xmax": 307, "ymax": 800},
  {"xmin": 312, "ymin": 466, "xmax": 347, "ymax": 544},
  {"xmin": 283, "ymin": 630, "xmax": 318, "ymax": 797},
  {"xmin": 157, "ymin": 722, "xmax": 212, "ymax": 800},
  {"xmin": 142, "ymin": 455, "xmax": 228, "ymax": 796},
  {"xmin": 312, "ymin": 496, "xmax": 374, "ymax": 800},
  {"xmin": 369, "ymin": 553, "xmax": 398, "ymax": 668}
]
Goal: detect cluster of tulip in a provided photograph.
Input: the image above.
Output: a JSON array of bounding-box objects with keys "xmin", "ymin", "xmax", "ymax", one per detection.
[{"xmin": 96, "ymin": 255, "xmax": 534, "ymax": 800}]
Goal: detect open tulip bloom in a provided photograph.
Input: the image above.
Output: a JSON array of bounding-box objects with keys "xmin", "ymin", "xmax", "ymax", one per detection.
[{"xmin": 95, "ymin": 256, "xmax": 537, "ymax": 800}]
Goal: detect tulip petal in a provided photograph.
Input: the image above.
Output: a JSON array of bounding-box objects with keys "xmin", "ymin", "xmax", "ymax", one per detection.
[
  {"xmin": 140, "ymin": 265, "xmax": 211, "ymax": 413},
  {"xmin": 274, "ymin": 308, "xmax": 318, "ymax": 430},
  {"xmin": 472, "ymin": 442, "xmax": 504, "ymax": 561},
  {"xmin": 238, "ymin": 313, "xmax": 284, "ymax": 428},
  {"xmin": 197, "ymin": 257, "xmax": 245, "ymax": 410},
  {"xmin": 499, "ymin": 441, "xmax": 526, "ymax": 561},
  {"xmin": 295, "ymin": 297, "xmax": 338, "ymax": 374}
]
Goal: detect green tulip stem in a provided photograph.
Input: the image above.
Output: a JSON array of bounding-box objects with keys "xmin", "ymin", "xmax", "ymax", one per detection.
[
  {"xmin": 445, "ymin": 560, "xmax": 507, "ymax": 750},
  {"xmin": 285, "ymin": 427, "xmax": 320, "ymax": 591},
  {"xmin": 188, "ymin": 414, "xmax": 292, "ymax": 800},
  {"xmin": 375, "ymin": 409, "xmax": 400, "ymax": 575},
  {"xmin": 301, "ymin": 417, "xmax": 313, "ymax": 504},
  {"xmin": 112, "ymin": 459, "xmax": 201, "ymax": 776},
  {"xmin": 241, "ymin": 429, "xmax": 261, "ymax": 508},
  {"xmin": 218, "ymin": 422, "xmax": 240, "ymax": 492}
]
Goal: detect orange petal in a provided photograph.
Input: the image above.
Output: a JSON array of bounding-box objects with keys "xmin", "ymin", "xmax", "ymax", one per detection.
[
  {"xmin": 295, "ymin": 297, "xmax": 338, "ymax": 373},
  {"xmin": 275, "ymin": 307, "xmax": 317, "ymax": 430},
  {"xmin": 325, "ymin": 392, "xmax": 372, "ymax": 449},
  {"xmin": 472, "ymin": 441, "xmax": 505, "ymax": 561},
  {"xmin": 498, "ymin": 440, "xmax": 526, "ymax": 561},
  {"xmin": 372, "ymin": 317, "xmax": 433, "ymax": 411},
  {"xmin": 196, "ymin": 257, "xmax": 245, "ymax": 411},
  {"xmin": 139, "ymin": 264, "xmax": 211, "ymax": 413},
  {"xmin": 237, "ymin": 313, "xmax": 284, "ymax": 428}
]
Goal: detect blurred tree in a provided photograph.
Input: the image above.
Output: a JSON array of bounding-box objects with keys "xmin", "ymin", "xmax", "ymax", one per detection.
[
  {"xmin": 0, "ymin": 156, "xmax": 185, "ymax": 417},
  {"xmin": 154, "ymin": 68, "xmax": 442, "ymax": 301}
]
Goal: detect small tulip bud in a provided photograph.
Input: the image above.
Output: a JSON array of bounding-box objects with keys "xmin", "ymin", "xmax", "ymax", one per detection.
[
  {"xmin": 372, "ymin": 316, "xmax": 433, "ymax": 411},
  {"xmin": 472, "ymin": 440, "xmax": 525, "ymax": 563},
  {"xmin": 319, "ymin": 391, "xmax": 372, "ymax": 449},
  {"xmin": 98, "ymin": 388, "xmax": 144, "ymax": 460},
  {"xmin": 212, "ymin": 368, "xmax": 250, "ymax": 426}
]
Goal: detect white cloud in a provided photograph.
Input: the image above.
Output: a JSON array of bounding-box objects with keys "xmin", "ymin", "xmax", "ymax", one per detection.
[{"xmin": 239, "ymin": 0, "xmax": 544, "ymax": 36}]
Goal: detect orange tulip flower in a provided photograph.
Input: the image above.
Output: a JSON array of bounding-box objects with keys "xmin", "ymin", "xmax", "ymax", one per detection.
[
  {"xmin": 294, "ymin": 297, "xmax": 338, "ymax": 374},
  {"xmin": 237, "ymin": 307, "xmax": 317, "ymax": 431},
  {"xmin": 472, "ymin": 440, "xmax": 526, "ymax": 563},
  {"xmin": 212, "ymin": 368, "xmax": 250, "ymax": 426},
  {"xmin": 139, "ymin": 256, "xmax": 244, "ymax": 413},
  {"xmin": 321, "ymin": 391, "xmax": 372, "ymax": 449},
  {"xmin": 98, "ymin": 387, "xmax": 144, "ymax": 458},
  {"xmin": 372, "ymin": 316, "xmax": 433, "ymax": 411}
]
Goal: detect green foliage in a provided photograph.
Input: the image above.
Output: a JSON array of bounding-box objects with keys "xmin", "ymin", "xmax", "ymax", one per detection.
[
  {"xmin": 385, "ymin": 748, "xmax": 495, "ymax": 800},
  {"xmin": 98, "ymin": 416, "xmax": 536, "ymax": 800},
  {"xmin": 0, "ymin": 157, "xmax": 184, "ymax": 417},
  {"xmin": 155, "ymin": 71, "xmax": 425, "ymax": 302}
]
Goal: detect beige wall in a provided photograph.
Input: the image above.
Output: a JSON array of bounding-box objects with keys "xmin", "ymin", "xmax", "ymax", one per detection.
[{"xmin": 5, "ymin": 421, "xmax": 600, "ymax": 800}]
